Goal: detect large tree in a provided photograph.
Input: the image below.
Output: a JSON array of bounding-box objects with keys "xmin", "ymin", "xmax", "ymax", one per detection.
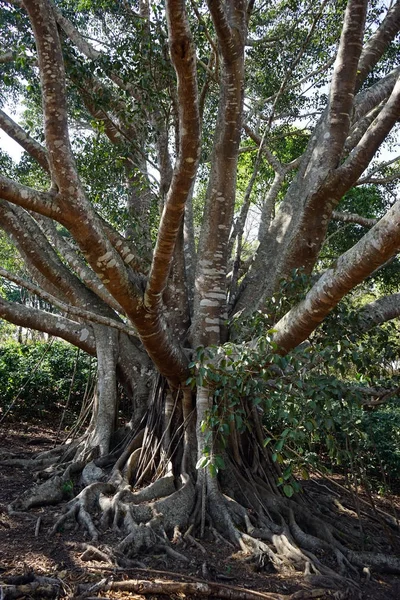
[{"xmin": 1, "ymin": 0, "xmax": 400, "ymax": 585}]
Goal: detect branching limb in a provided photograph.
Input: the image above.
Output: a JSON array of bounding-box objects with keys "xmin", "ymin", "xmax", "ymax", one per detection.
[
  {"xmin": 272, "ymin": 193, "xmax": 400, "ymax": 353},
  {"xmin": 37, "ymin": 217, "xmax": 126, "ymax": 314},
  {"xmin": 337, "ymin": 77, "xmax": 400, "ymax": 189},
  {"xmin": 0, "ymin": 267, "xmax": 138, "ymax": 338},
  {"xmin": 0, "ymin": 176, "xmax": 57, "ymax": 216}
]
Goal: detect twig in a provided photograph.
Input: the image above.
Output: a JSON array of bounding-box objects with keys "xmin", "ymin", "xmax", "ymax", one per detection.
[{"xmin": 34, "ymin": 516, "xmax": 42, "ymax": 538}]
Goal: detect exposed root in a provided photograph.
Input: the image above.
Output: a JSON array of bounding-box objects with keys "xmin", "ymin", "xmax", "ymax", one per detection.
[
  {"xmin": 0, "ymin": 574, "xmax": 64, "ymax": 599},
  {"xmin": 76, "ymin": 576, "xmax": 333, "ymax": 600},
  {"xmin": 79, "ymin": 543, "xmax": 114, "ymax": 564},
  {"xmin": 9, "ymin": 475, "xmax": 66, "ymax": 512},
  {"xmin": 52, "ymin": 482, "xmax": 115, "ymax": 540},
  {"xmin": 7, "ymin": 408, "xmax": 400, "ymax": 594}
]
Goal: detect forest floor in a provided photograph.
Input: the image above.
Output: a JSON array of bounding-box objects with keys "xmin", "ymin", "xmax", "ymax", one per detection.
[{"xmin": 1, "ymin": 421, "xmax": 400, "ymax": 600}]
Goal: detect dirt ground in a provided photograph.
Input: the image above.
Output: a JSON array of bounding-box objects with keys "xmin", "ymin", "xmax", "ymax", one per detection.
[{"xmin": 1, "ymin": 421, "xmax": 400, "ymax": 600}]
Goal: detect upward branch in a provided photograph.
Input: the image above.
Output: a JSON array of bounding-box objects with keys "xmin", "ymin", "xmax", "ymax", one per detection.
[
  {"xmin": 23, "ymin": 0, "xmax": 79, "ymax": 193},
  {"xmin": 326, "ymin": 0, "xmax": 368, "ymax": 166},
  {"xmin": 145, "ymin": 0, "xmax": 200, "ymax": 310},
  {"xmin": 356, "ymin": 0, "xmax": 400, "ymax": 89}
]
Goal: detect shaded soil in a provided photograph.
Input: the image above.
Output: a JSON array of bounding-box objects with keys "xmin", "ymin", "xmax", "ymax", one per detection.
[{"xmin": 1, "ymin": 421, "xmax": 400, "ymax": 599}]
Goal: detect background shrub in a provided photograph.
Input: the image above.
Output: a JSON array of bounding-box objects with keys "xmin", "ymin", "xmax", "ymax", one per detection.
[{"xmin": 0, "ymin": 339, "xmax": 95, "ymax": 421}]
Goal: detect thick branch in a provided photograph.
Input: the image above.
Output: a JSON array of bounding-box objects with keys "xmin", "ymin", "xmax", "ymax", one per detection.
[
  {"xmin": 326, "ymin": 0, "xmax": 367, "ymax": 166},
  {"xmin": 0, "ymin": 267, "xmax": 137, "ymax": 338},
  {"xmin": 352, "ymin": 66, "xmax": 400, "ymax": 125},
  {"xmin": 23, "ymin": 0, "xmax": 80, "ymax": 192},
  {"xmin": 0, "ymin": 176, "xmax": 56, "ymax": 216},
  {"xmin": 272, "ymin": 195, "xmax": 400, "ymax": 353},
  {"xmin": 192, "ymin": 2, "xmax": 246, "ymax": 346},
  {"xmin": 50, "ymin": 1, "xmax": 100, "ymax": 60},
  {"xmin": 207, "ymin": 0, "xmax": 238, "ymax": 62},
  {"xmin": 337, "ymin": 76, "xmax": 400, "ymax": 188},
  {"xmin": 356, "ymin": 1, "xmax": 400, "ymax": 89},
  {"xmin": 38, "ymin": 217, "xmax": 125, "ymax": 314},
  {"xmin": 358, "ymin": 292, "xmax": 400, "ymax": 331},
  {"xmin": 145, "ymin": 0, "xmax": 200, "ymax": 310},
  {"xmin": 0, "ymin": 297, "xmax": 96, "ymax": 354}
]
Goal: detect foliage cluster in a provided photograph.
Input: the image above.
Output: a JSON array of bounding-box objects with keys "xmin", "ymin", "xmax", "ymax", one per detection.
[{"xmin": 189, "ymin": 275, "xmax": 400, "ymax": 493}]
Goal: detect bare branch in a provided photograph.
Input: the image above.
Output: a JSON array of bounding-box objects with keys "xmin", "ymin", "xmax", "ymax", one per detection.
[
  {"xmin": 23, "ymin": 0, "xmax": 80, "ymax": 192},
  {"xmin": 0, "ymin": 109, "xmax": 49, "ymax": 171},
  {"xmin": 326, "ymin": 0, "xmax": 368, "ymax": 166},
  {"xmin": 257, "ymin": 171, "xmax": 285, "ymax": 242},
  {"xmin": 332, "ymin": 211, "xmax": 378, "ymax": 228},
  {"xmin": 51, "ymin": 1, "xmax": 143, "ymax": 104},
  {"xmin": 243, "ymin": 125, "xmax": 283, "ymax": 172},
  {"xmin": 337, "ymin": 76, "xmax": 400, "ymax": 188},
  {"xmin": 358, "ymin": 155, "xmax": 400, "ymax": 178},
  {"xmin": 352, "ymin": 67, "xmax": 400, "ymax": 124},
  {"xmin": 355, "ymin": 156, "xmax": 400, "ymax": 185},
  {"xmin": 357, "ymin": 172, "xmax": 400, "ymax": 186},
  {"xmin": 50, "ymin": 1, "xmax": 100, "ymax": 60},
  {"xmin": 207, "ymin": 0, "xmax": 238, "ymax": 62},
  {"xmin": 359, "ymin": 292, "xmax": 400, "ymax": 331},
  {"xmin": 345, "ymin": 103, "xmax": 383, "ymax": 154},
  {"xmin": 38, "ymin": 217, "xmax": 127, "ymax": 314},
  {"xmin": 189, "ymin": 0, "xmax": 217, "ymax": 55}
]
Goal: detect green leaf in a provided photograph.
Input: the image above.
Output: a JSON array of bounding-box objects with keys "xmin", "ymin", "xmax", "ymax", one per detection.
[
  {"xmin": 283, "ymin": 484, "xmax": 294, "ymax": 498},
  {"xmin": 214, "ymin": 455, "xmax": 226, "ymax": 470},
  {"xmin": 235, "ymin": 413, "xmax": 244, "ymax": 430},
  {"xmin": 195, "ymin": 457, "xmax": 209, "ymax": 470}
]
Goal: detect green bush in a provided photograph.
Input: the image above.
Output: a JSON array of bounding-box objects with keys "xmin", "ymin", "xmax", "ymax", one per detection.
[{"xmin": 0, "ymin": 339, "xmax": 95, "ymax": 421}]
